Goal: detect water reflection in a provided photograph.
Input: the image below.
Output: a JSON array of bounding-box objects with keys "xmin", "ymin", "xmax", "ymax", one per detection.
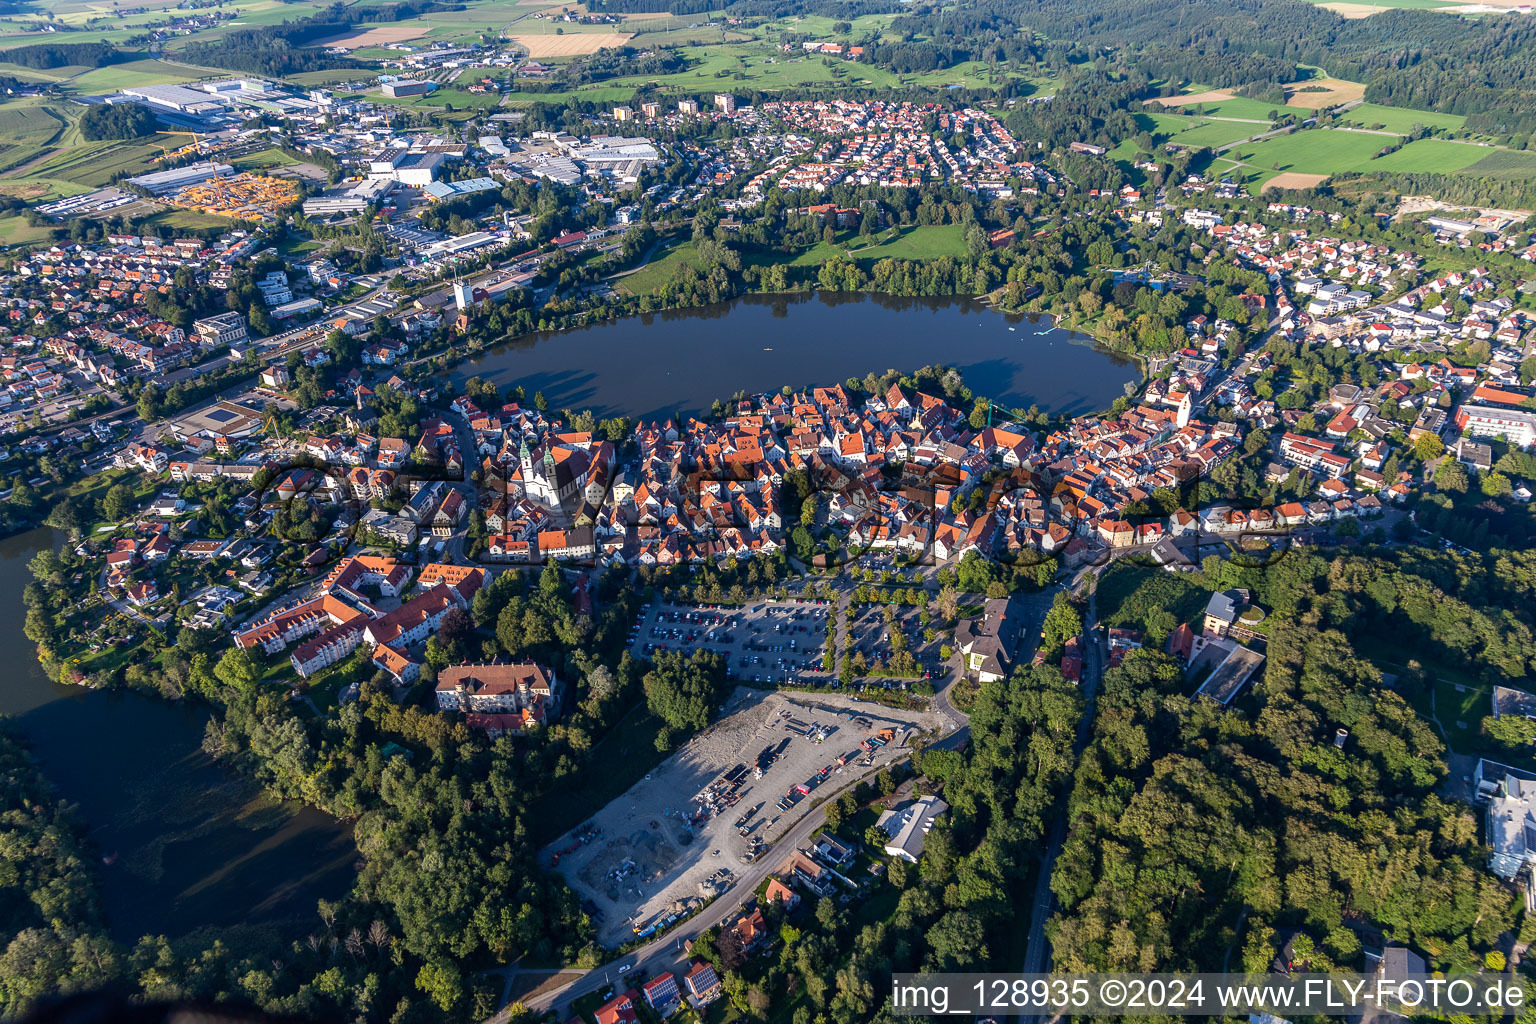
[{"xmin": 452, "ymin": 291, "xmax": 1137, "ymax": 422}]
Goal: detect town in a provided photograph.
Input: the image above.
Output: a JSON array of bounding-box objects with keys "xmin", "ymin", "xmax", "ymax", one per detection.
[{"xmin": 6, "ymin": 2, "xmax": 1536, "ymax": 1022}]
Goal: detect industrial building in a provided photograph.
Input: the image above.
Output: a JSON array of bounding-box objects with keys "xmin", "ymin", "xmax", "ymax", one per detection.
[
  {"xmin": 126, "ymin": 161, "xmax": 233, "ymax": 196},
  {"xmin": 382, "ymin": 80, "xmax": 437, "ymax": 99}
]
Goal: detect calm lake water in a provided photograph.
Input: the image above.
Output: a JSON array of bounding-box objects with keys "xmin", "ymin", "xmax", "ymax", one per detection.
[
  {"xmin": 0, "ymin": 290, "xmax": 1137, "ymax": 941},
  {"xmin": 451, "ymin": 291, "xmax": 1139, "ymax": 420},
  {"xmin": 0, "ymin": 526, "xmax": 356, "ymax": 942}
]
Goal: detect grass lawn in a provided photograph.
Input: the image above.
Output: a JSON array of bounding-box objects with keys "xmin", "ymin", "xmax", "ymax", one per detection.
[
  {"xmin": 768, "ymin": 225, "xmax": 966, "ymax": 268},
  {"xmin": 503, "ymin": 86, "xmax": 642, "ymax": 104},
  {"xmin": 143, "ymin": 209, "xmax": 236, "ymax": 230},
  {"xmin": 1339, "ymin": 102, "xmax": 1467, "ymax": 134},
  {"xmin": 1366, "ymin": 138, "xmax": 1489, "ymax": 173},
  {"xmin": 0, "ymin": 213, "xmax": 58, "ymax": 248},
  {"xmin": 616, "ymin": 240, "xmax": 705, "ymax": 295},
  {"xmin": 842, "ymin": 224, "xmax": 966, "ymax": 260},
  {"xmin": 1095, "ymin": 562, "xmax": 1210, "ymax": 632},
  {"xmin": 232, "ymin": 148, "xmax": 301, "ymax": 172}
]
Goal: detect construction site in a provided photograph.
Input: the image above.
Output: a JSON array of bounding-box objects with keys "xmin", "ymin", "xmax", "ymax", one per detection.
[
  {"xmin": 166, "ymin": 172, "xmax": 299, "ymax": 221},
  {"xmin": 543, "ymin": 688, "xmax": 940, "ymax": 947}
]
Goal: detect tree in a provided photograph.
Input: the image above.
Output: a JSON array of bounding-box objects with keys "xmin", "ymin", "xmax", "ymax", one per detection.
[
  {"xmin": 214, "ymin": 646, "xmax": 262, "ymax": 692},
  {"xmin": 415, "ymin": 960, "xmax": 463, "ymax": 1012},
  {"xmin": 1038, "ymin": 592, "xmax": 1082, "ymax": 661},
  {"xmin": 101, "ymin": 484, "xmax": 136, "ymax": 521},
  {"xmin": 1414, "ymin": 432, "xmax": 1445, "ymax": 462}
]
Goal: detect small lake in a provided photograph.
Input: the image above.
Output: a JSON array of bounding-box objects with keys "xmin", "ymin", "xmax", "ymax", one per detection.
[
  {"xmin": 0, "ymin": 526, "xmax": 357, "ymax": 943},
  {"xmin": 451, "ymin": 291, "xmax": 1139, "ymax": 421},
  {"xmin": 0, "ymin": 289, "xmax": 1138, "ymax": 942}
]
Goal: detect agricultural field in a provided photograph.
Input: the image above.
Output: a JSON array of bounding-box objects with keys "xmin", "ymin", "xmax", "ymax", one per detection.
[
  {"xmin": 1311, "ymin": 0, "xmax": 1469, "ymax": 12},
  {"xmin": 1227, "ymin": 129, "xmax": 1394, "ymax": 186},
  {"xmin": 1339, "ymin": 103, "xmax": 1468, "ymax": 134},
  {"xmin": 65, "ymin": 58, "xmax": 213, "ymax": 94},
  {"xmin": 0, "ymin": 97, "xmax": 67, "ymax": 176},
  {"xmin": 0, "ymin": 0, "xmax": 322, "ymax": 49},
  {"xmin": 1226, "ymin": 129, "xmax": 1510, "ymax": 187},
  {"xmin": 1283, "ymin": 77, "xmax": 1364, "ymax": 108},
  {"xmin": 1153, "ymin": 113, "xmax": 1268, "ymax": 149},
  {"xmin": 1365, "ymin": 139, "xmax": 1491, "ymax": 173},
  {"xmin": 5, "ymin": 137, "xmax": 163, "ymax": 192},
  {"xmin": 1459, "ymin": 148, "xmax": 1536, "ymax": 180},
  {"xmin": 511, "ymin": 32, "xmax": 634, "ymax": 57}
]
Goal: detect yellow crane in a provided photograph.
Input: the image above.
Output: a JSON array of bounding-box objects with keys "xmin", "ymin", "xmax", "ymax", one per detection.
[{"xmin": 153, "ymin": 129, "xmax": 204, "ymax": 163}]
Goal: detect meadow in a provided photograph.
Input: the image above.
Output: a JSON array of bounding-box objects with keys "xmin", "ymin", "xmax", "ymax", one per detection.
[
  {"xmin": 1339, "ymin": 103, "xmax": 1468, "ymax": 134},
  {"xmin": 1459, "ymin": 149, "xmax": 1536, "ymax": 179},
  {"xmin": 1225, "ymin": 128, "xmax": 1513, "ymax": 187}
]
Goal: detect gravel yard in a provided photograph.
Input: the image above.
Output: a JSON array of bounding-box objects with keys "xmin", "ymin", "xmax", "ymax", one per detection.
[{"xmin": 543, "ymin": 687, "xmax": 940, "ymax": 947}]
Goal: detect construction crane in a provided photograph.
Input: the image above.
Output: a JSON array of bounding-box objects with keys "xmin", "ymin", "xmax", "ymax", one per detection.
[{"xmin": 152, "ymin": 129, "xmax": 204, "ymax": 163}]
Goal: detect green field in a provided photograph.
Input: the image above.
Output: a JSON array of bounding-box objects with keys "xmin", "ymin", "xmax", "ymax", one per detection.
[
  {"xmin": 1224, "ymin": 129, "xmax": 1510, "ymax": 187},
  {"xmin": 144, "ymin": 209, "xmax": 235, "ymax": 230},
  {"xmin": 1460, "ymin": 148, "xmax": 1536, "ymax": 179},
  {"xmin": 1138, "ymin": 112, "xmax": 1266, "ymax": 150},
  {"xmin": 1168, "ymin": 96, "xmax": 1298, "ymax": 120},
  {"xmin": 1366, "ymin": 138, "xmax": 1489, "ymax": 173},
  {"xmin": 231, "ymin": 148, "xmax": 301, "ymax": 172},
  {"xmin": 1339, "ymin": 103, "xmax": 1468, "ymax": 134},
  {"xmin": 842, "ymin": 224, "xmax": 966, "ymax": 260},
  {"xmin": 1228, "ymin": 129, "xmax": 1389, "ymax": 182},
  {"xmin": 616, "ymin": 240, "xmax": 706, "ymax": 295},
  {"xmin": 0, "ymin": 97, "xmax": 67, "ymax": 174},
  {"xmin": 0, "ymin": 212, "xmax": 57, "ymax": 248},
  {"xmin": 780, "ymin": 224, "xmax": 966, "ymax": 267},
  {"xmin": 367, "ymin": 86, "xmax": 503, "ymax": 109},
  {"xmin": 9, "ymin": 136, "xmax": 164, "ymax": 190},
  {"xmin": 66, "ymin": 58, "xmax": 211, "ymax": 93}
]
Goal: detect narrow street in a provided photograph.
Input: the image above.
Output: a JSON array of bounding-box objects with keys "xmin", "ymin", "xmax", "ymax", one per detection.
[{"xmin": 1017, "ymin": 574, "xmax": 1105, "ymax": 1024}]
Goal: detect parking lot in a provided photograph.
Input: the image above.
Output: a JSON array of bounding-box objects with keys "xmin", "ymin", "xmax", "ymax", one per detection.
[
  {"xmin": 630, "ymin": 598, "xmax": 835, "ymax": 684},
  {"xmin": 843, "ymin": 602, "xmax": 947, "ymax": 683},
  {"xmin": 542, "ymin": 688, "xmax": 940, "ymax": 947}
]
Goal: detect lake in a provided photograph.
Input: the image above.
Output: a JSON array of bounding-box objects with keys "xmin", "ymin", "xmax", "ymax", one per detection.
[
  {"xmin": 0, "ymin": 526, "xmax": 357, "ymax": 942},
  {"xmin": 451, "ymin": 291, "xmax": 1138, "ymax": 421},
  {"xmin": 0, "ymin": 289, "xmax": 1139, "ymax": 941}
]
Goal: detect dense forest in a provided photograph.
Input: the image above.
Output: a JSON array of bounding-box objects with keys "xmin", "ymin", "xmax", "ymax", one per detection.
[
  {"xmin": 1052, "ymin": 547, "xmax": 1536, "ymax": 974},
  {"xmin": 179, "ymin": 0, "xmax": 461, "ymax": 76},
  {"xmin": 79, "ymin": 103, "xmax": 158, "ymax": 142},
  {"xmin": 845, "ymin": 0, "xmax": 1536, "ymax": 142},
  {"xmin": 14, "ymin": 554, "xmax": 675, "ymax": 1021},
  {"xmin": 0, "ymin": 41, "xmax": 123, "ymax": 69}
]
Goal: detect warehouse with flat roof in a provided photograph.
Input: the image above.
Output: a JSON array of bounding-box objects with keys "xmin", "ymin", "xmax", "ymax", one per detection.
[{"xmin": 126, "ymin": 161, "xmax": 233, "ymax": 195}]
